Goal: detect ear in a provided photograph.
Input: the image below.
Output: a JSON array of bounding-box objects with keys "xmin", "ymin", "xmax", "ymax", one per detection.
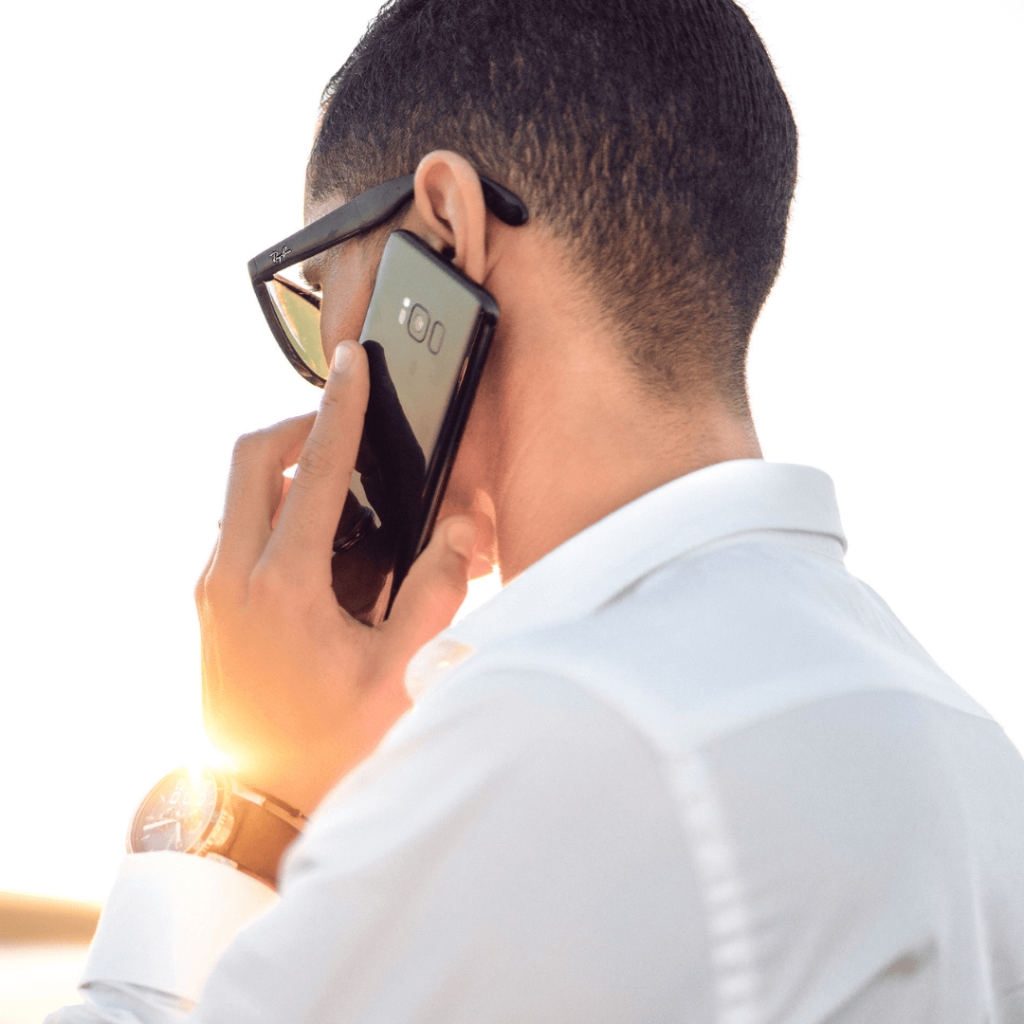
[{"xmin": 411, "ymin": 151, "xmax": 490, "ymax": 284}]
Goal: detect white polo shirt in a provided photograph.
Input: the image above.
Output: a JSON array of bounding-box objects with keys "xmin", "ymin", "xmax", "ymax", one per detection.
[{"xmin": 51, "ymin": 461, "xmax": 1024, "ymax": 1023}]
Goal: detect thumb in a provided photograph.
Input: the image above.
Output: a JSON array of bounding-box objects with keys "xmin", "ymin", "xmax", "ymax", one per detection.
[{"xmin": 380, "ymin": 515, "xmax": 475, "ymax": 665}]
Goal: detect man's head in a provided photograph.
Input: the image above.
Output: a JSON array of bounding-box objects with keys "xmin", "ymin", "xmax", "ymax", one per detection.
[{"xmin": 307, "ymin": 0, "xmax": 797, "ymax": 415}]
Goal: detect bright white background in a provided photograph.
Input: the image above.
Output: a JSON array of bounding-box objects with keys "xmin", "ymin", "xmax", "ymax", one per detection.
[{"xmin": 0, "ymin": 0, "xmax": 1020, "ymax": 904}]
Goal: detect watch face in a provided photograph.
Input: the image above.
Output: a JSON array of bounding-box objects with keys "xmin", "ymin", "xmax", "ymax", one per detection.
[{"xmin": 129, "ymin": 767, "xmax": 221, "ymax": 853}]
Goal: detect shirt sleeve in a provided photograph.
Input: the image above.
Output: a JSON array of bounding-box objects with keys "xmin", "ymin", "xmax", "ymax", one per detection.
[
  {"xmin": 45, "ymin": 980, "xmax": 194, "ymax": 1024},
  {"xmin": 48, "ymin": 668, "xmax": 712, "ymax": 1024},
  {"xmin": 44, "ymin": 851, "xmax": 278, "ymax": 1022}
]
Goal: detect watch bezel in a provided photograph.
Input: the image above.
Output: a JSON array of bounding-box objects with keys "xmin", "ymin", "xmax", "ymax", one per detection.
[{"xmin": 126, "ymin": 765, "xmax": 233, "ymax": 856}]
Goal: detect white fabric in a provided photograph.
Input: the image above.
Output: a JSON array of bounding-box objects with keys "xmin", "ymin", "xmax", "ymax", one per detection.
[
  {"xmin": 48, "ymin": 460, "xmax": 1024, "ymax": 1023},
  {"xmin": 81, "ymin": 853, "xmax": 278, "ymax": 1005}
]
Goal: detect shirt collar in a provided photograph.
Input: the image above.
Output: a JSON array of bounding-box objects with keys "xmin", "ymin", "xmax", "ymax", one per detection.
[{"xmin": 406, "ymin": 460, "xmax": 846, "ymax": 700}]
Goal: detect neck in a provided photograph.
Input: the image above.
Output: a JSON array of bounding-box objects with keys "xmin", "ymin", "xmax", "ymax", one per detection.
[
  {"xmin": 491, "ymin": 385, "xmax": 762, "ymax": 583},
  {"xmin": 467, "ymin": 232, "xmax": 762, "ymax": 582}
]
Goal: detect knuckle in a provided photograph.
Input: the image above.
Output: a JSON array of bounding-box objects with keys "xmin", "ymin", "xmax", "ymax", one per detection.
[
  {"xmin": 231, "ymin": 430, "xmax": 267, "ymax": 465},
  {"xmin": 200, "ymin": 573, "xmax": 234, "ymax": 612},
  {"xmin": 248, "ymin": 561, "xmax": 297, "ymax": 607},
  {"xmin": 201, "ymin": 571, "xmax": 232, "ymax": 606},
  {"xmin": 297, "ymin": 433, "xmax": 337, "ymax": 480},
  {"xmin": 199, "ymin": 559, "xmax": 245, "ymax": 612},
  {"xmin": 193, "ymin": 573, "xmax": 207, "ymax": 609},
  {"xmin": 247, "ymin": 562, "xmax": 320, "ymax": 626},
  {"xmin": 318, "ymin": 386, "xmax": 345, "ymax": 417}
]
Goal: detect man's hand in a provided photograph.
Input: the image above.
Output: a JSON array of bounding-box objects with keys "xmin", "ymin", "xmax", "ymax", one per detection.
[{"xmin": 195, "ymin": 340, "xmax": 476, "ymax": 815}]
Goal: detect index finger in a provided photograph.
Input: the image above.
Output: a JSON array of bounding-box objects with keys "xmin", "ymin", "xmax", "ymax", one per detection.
[
  {"xmin": 215, "ymin": 413, "xmax": 316, "ymax": 576},
  {"xmin": 266, "ymin": 341, "xmax": 369, "ymax": 574}
]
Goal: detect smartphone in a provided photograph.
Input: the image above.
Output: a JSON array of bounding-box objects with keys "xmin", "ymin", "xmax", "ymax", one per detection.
[{"xmin": 351, "ymin": 229, "xmax": 499, "ymax": 614}]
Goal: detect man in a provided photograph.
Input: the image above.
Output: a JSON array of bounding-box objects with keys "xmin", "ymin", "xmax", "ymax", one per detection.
[{"xmin": 50, "ymin": 0, "xmax": 1024, "ymax": 1021}]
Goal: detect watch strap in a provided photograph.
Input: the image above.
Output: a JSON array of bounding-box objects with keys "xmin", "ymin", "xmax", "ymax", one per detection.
[{"xmin": 211, "ymin": 789, "xmax": 303, "ymax": 889}]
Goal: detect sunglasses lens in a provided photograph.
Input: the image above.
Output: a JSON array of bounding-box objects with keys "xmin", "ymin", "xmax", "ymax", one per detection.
[{"xmin": 264, "ymin": 274, "xmax": 329, "ymax": 382}]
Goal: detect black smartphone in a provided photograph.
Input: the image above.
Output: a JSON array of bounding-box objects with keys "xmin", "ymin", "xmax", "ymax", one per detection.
[{"xmin": 351, "ymin": 229, "xmax": 499, "ymax": 614}]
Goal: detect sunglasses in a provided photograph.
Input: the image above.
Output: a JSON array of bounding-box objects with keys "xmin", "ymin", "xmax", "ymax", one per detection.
[{"xmin": 248, "ymin": 173, "xmax": 529, "ymax": 388}]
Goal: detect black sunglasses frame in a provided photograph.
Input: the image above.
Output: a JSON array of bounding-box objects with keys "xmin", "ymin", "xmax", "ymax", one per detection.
[{"xmin": 248, "ymin": 173, "xmax": 529, "ymax": 387}]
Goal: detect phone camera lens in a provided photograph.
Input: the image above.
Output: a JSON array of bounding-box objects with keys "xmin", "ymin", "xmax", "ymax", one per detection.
[
  {"xmin": 428, "ymin": 321, "xmax": 445, "ymax": 354},
  {"xmin": 408, "ymin": 304, "xmax": 429, "ymax": 342}
]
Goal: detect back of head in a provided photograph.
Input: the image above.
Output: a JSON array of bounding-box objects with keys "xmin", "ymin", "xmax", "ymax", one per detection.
[{"xmin": 309, "ymin": 0, "xmax": 797, "ymax": 414}]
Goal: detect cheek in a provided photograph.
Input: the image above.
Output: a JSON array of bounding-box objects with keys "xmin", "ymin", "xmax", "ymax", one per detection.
[{"xmin": 319, "ymin": 267, "xmax": 377, "ymax": 362}]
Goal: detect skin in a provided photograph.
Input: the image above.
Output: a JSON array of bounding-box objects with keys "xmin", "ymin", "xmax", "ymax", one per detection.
[{"xmin": 196, "ymin": 150, "xmax": 762, "ymax": 816}]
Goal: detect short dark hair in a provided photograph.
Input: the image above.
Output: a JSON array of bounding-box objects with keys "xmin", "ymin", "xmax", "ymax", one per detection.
[{"xmin": 309, "ymin": 0, "xmax": 797, "ymax": 412}]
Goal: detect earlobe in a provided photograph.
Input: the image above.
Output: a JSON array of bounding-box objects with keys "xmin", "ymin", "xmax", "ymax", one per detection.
[{"xmin": 412, "ymin": 151, "xmax": 489, "ymax": 284}]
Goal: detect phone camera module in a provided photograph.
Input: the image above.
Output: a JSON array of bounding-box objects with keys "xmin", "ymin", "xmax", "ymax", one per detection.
[
  {"xmin": 428, "ymin": 321, "xmax": 445, "ymax": 354},
  {"xmin": 408, "ymin": 304, "xmax": 429, "ymax": 342}
]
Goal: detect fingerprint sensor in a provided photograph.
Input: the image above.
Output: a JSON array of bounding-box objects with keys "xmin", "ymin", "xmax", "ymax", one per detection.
[{"xmin": 428, "ymin": 321, "xmax": 445, "ymax": 354}]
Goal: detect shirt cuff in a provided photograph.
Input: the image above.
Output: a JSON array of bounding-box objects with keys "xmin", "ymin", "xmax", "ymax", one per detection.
[{"xmin": 82, "ymin": 852, "xmax": 278, "ymax": 1005}]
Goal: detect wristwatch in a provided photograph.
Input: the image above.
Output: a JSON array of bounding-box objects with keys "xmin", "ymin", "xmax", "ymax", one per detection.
[{"xmin": 127, "ymin": 765, "xmax": 306, "ymax": 890}]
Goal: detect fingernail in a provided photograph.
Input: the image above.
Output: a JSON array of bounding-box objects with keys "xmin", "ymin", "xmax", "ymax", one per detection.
[
  {"xmin": 446, "ymin": 520, "xmax": 476, "ymax": 560},
  {"xmin": 332, "ymin": 342, "xmax": 355, "ymax": 372}
]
